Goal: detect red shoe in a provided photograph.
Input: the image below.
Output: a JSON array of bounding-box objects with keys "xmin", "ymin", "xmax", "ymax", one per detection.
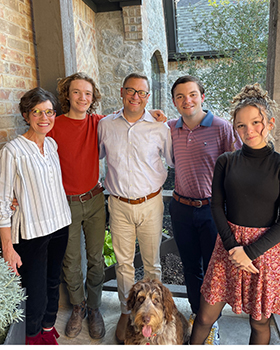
[
  {"xmin": 41, "ymin": 327, "xmax": 60, "ymax": 345},
  {"xmin": 26, "ymin": 332, "xmax": 44, "ymax": 345}
]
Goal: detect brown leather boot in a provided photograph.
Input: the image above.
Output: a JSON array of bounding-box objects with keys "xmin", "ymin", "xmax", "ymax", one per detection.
[
  {"xmin": 115, "ymin": 313, "xmax": 130, "ymax": 344},
  {"xmin": 87, "ymin": 307, "xmax": 106, "ymax": 339},
  {"xmin": 65, "ymin": 300, "xmax": 87, "ymax": 338}
]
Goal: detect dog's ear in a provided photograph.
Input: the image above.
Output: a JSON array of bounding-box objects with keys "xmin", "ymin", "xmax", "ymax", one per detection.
[
  {"xmin": 161, "ymin": 283, "xmax": 176, "ymax": 323},
  {"xmin": 127, "ymin": 281, "xmax": 141, "ymax": 311},
  {"xmin": 127, "ymin": 286, "xmax": 137, "ymax": 311}
]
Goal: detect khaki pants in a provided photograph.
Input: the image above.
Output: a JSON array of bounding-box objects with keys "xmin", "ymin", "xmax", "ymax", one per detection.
[
  {"xmin": 108, "ymin": 192, "xmax": 164, "ymax": 313},
  {"xmin": 63, "ymin": 192, "xmax": 106, "ymax": 309}
]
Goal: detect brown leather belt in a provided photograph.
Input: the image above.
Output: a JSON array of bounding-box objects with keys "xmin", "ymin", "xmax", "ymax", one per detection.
[
  {"xmin": 172, "ymin": 191, "xmax": 210, "ymax": 208},
  {"xmin": 67, "ymin": 183, "xmax": 105, "ymax": 203},
  {"xmin": 113, "ymin": 188, "xmax": 161, "ymax": 205}
]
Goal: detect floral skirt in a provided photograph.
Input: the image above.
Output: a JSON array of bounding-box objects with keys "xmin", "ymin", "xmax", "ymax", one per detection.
[{"xmin": 201, "ymin": 222, "xmax": 280, "ymax": 320}]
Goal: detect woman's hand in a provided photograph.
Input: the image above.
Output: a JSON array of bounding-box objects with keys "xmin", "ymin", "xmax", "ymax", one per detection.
[
  {"xmin": 1, "ymin": 227, "xmax": 22, "ymax": 276},
  {"xmin": 3, "ymin": 246, "xmax": 22, "ymax": 276},
  {"xmin": 149, "ymin": 109, "xmax": 167, "ymax": 122},
  {"xmin": 229, "ymin": 246, "xmax": 259, "ymax": 274}
]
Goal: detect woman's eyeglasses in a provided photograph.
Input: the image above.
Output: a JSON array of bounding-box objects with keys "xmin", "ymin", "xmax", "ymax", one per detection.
[{"xmin": 30, "ymin": 109, "xmax": 56, "ymax": 117}]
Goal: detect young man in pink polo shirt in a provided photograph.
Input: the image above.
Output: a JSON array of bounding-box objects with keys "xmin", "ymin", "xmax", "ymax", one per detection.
[{"xmin": 167, "ymin": 75, "xmax": 241, "ymax": 345}]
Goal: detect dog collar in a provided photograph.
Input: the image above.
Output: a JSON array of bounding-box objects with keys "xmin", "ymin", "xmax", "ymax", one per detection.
[{"xmin": 146, "ymin": 333, "xmax": 157, "ymax": 345}]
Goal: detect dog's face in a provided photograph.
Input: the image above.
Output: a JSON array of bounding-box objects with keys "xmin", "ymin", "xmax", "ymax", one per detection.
[{"xmin": 126, "ymin": 279, "xmax": 176, "ymax": 338}]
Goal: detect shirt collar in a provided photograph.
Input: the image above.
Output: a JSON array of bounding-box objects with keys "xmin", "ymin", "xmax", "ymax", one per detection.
[
  {"xmin": 113, "ymin": 108, "xmax": 155, "ymax": 122},
  {"xmin": 175, "ymin": 110, "xmax": 214, "ymax": 128}
]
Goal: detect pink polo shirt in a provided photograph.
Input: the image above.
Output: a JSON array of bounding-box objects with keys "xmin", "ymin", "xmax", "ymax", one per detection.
[{"xmin": 167, "ymin": 111, "xmax": 241, "ymax": 199}]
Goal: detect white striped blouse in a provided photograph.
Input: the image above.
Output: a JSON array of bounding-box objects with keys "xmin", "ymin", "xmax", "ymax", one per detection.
[{"xmin": 0, "ymin": 135, "xmax": 71, "ymax": 244}]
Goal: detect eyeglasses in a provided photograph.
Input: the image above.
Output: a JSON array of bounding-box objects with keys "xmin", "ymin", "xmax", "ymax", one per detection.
[
  {"xmin": 123, "ymin": 87, "xmax": 149, "ymax": 98},
  {"xmin": 30, "ymin": 109, "xmax": 56, "ymax": 117}
]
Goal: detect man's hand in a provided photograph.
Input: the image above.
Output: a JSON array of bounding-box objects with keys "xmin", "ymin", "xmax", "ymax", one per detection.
[
  {"xmin": 10, "ymin": 198, "xmax": 19, "ymax": 211},
  {"xmin": 228, "ymin": 246, "xmax": 259, "ymax": 274},
  {"xmin": 149, "ymin": 109, "xmax": 167, "ymax": 122}
]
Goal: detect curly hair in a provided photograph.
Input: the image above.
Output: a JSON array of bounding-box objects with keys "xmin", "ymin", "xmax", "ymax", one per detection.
[
  {"xmin": 230, "ymin": 83, "xmax": 278, "ymax": 144},
  {"xmin": 57, "ymin": 72, "xmax": 101, "ymax": 114},
  {"xmin": 230, "ymin": 83, "xmax": 278, "ymax": 124}
]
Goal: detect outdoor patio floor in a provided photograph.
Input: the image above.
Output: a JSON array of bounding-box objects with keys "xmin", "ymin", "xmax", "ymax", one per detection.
[{"xmin": 54, "ymin": 283, "xmax": 280, "ymax": 346}]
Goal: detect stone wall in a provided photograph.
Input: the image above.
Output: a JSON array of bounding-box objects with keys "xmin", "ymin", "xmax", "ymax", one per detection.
[
  {"xmin": 142, "ymin": 0, "xmax": 168, "ymax": 114},
  {"xmin": 72, "ymin": 0, "xmax": 99, "ymax": 87},
  {"xmin": 0, "ymin": 0, "xmax": 37, "ymax": 148},
  {"xmin": 96, "ymin": 0, "xmax": 168, "ymax": 115},
  {"xmin": 0, "ymin": 0, "xmax": 170, "ymax": 149},
  {"xmin": 96, "ymin": 9, "xmax": 143, "ymax": 115},
  {"xmin": 167, "ymin": 61, "xmax": 182, "ymax": 120}
]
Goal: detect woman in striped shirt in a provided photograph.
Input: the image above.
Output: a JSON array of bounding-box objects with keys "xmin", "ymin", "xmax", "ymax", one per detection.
[{"xmin": 0, "ymin": 87, "xmax": 71, "ymax": 345}]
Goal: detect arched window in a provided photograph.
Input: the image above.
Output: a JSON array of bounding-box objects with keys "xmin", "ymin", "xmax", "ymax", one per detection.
[{"xmin": 151, "ymin": 54, "xmax": 161, "ymax": 109}]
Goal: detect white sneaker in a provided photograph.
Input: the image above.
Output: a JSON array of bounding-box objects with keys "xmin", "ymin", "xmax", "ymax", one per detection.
[
  {"xmin": 188, "ymin": 313, "xmax": 220, "ymax": 345},
  {"xmin": 204, "ymin": 321, "xmax": 220, "ymax": 345}
]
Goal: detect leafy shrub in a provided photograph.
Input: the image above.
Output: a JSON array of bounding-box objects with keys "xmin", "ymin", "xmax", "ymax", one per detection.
[
  {"xmin": 103, "ymin": 228, "xmax": 117, "ymax": 267},
  {"xmin": 0, "ymin": 254, "xmax": 27, "ymax": 344}
]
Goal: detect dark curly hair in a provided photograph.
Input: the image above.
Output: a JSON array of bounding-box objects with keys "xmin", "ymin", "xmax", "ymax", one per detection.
[
  {"xmin": 57, "ymin": 72, "xmax": 101, "ymax": 114},
  {"xmin": 230, "ymin": 83, "xmax": 278, "ymax": 144},
  {"xmin": 19, "ymin": 87, "xmax": 57, "ymax": 123},
  {"xmin": 230, "ymin": 83, "xmax": 278, "ymax": 123}
]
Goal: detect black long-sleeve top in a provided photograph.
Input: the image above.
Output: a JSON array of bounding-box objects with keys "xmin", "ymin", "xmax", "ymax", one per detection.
[{"xmin": 211, "ymin": 143, "xmax": 280, "ymax": 261}]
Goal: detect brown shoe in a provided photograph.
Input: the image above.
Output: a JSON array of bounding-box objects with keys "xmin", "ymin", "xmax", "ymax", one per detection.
[
  {"xmin": 87, "ymin": 307, "xmax": 106, "ymax": 339},
  {"xmin": 115, "ymin": 313, "xmax": 130, "ymax": 344},
  {"xmin": 65, "ymin": 300, "xmax": 87, "ymax": 338}
]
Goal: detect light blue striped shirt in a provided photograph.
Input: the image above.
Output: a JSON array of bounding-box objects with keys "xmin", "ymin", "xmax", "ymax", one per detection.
[
  {"xmin": 0, "ymin": 135, "xmax": 71, "ymax": 244},
  {"xmin": 98, "ymin": 109, "xmax": 174, "ymax": 199}
]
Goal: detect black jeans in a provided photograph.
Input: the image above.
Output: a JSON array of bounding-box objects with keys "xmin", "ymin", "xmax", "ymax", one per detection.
[
  {"xmin": 169, "ymin": 197, "xmax": 217, "ymax": 314},
  {"xmin": 14, "ymin": 226, "xmax": 69, "ymax": 337}
]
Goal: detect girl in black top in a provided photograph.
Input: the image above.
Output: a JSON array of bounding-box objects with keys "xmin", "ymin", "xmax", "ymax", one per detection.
[{"xmin": 190, "ymin": 83, "xmax": 280, "ymax": 345}]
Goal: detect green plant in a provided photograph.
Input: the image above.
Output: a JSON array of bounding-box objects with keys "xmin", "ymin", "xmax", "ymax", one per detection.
[
  {"xmin": 103, "ymin": 228, "xmax": 117, "ymax": 267},
  {"xmin": 177, "ymin": 0, "xmax": 269, "ymax": 115},
  {"xmin": 0, "ymin": 253, "xmax": 27, "ymax": 344},
  {"xmin": 162, "ymin": 228, "xmax": 169, "ymax": 236},
  {"xmin": 102, "ymin": 227, "xmax": 171, "ymax": 267}
]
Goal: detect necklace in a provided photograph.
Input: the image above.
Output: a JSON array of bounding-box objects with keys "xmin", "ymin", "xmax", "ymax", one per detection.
[
  {"xmin": 38, "ymin": 146, "xmax": 44, "ymax": 155},
  {"xmin": 23, "ymin": 133, "xmax": 45, "ymax": 156}
]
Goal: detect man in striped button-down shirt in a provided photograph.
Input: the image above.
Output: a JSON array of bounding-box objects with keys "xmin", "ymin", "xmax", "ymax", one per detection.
[
  {"xmin": 167, "ymin": 75, "xmax": 241, "ymax": 344},
  {"xmin": 98, "ymin": 73, "xmax": 174, "ymax": 343}
]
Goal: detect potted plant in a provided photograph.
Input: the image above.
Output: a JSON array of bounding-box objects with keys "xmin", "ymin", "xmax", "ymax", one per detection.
[{"xmin": 0, "ymin": 252, "xmax": 27, "ymax": 344}]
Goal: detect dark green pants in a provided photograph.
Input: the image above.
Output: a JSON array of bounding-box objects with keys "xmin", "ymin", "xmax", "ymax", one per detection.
[{"xmin": 63, "ymin": 192, "xmax": 106, "ymax": 309}]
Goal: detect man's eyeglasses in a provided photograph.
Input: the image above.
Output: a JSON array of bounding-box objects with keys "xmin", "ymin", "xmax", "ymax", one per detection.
[
  {"xmin": 123, "ymin": 87, "xmax": 149, "ymax": 99},
  {"xmin": 30, "ymin": 109, "xmax": 56, "ymax": 117}
]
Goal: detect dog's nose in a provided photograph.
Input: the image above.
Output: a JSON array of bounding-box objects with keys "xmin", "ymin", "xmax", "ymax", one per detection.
[{"xmin": 143, "ymin": 315, "xmax": 150, "ymax": 324}]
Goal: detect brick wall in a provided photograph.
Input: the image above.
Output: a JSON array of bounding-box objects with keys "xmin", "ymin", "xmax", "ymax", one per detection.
[
  {"xmin": 123, "ymin": 5, "xmax": 143, "ymax": 40},
  {"xmin": 0, "ymin": 0, "xmax": 37, "ymax": 148}
]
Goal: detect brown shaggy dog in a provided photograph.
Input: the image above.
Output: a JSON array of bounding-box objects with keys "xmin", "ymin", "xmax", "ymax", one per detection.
[{"xmin": 125, "ymin": 279, "xmax": 190, "ymax": 345}]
